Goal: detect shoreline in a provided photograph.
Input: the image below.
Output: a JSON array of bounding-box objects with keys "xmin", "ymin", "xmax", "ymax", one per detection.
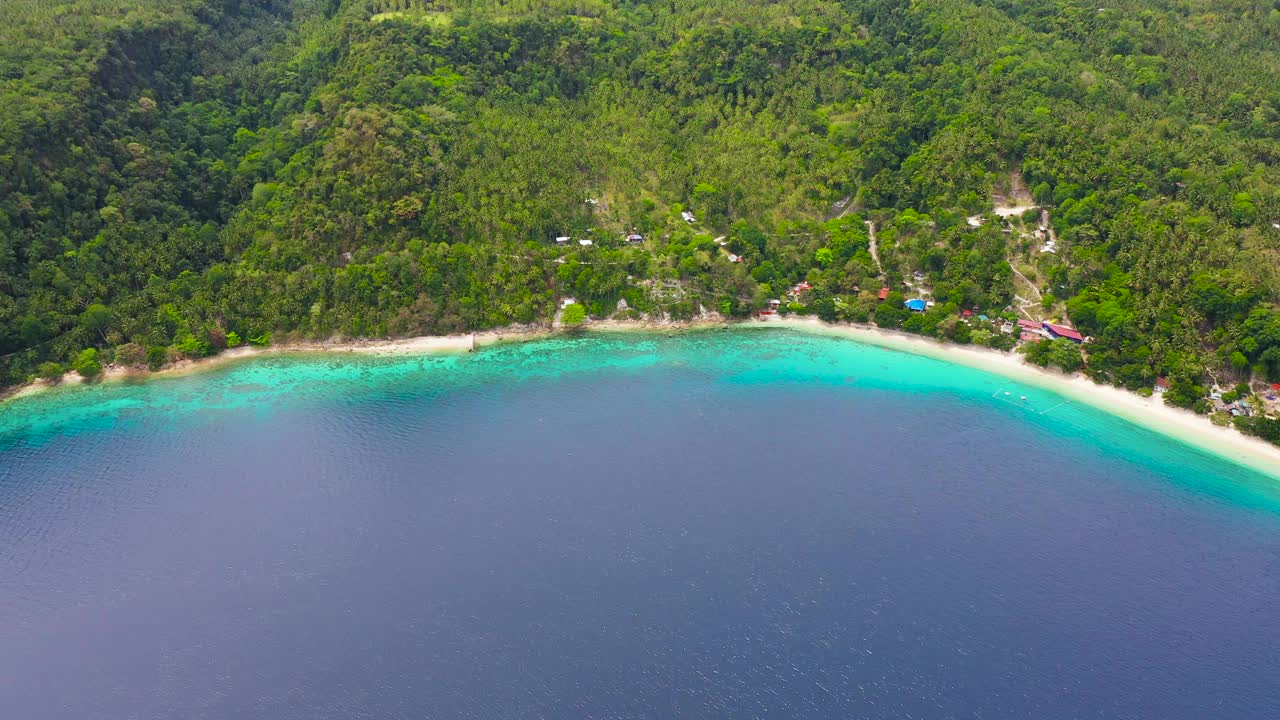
[
  {"xmin": 0, "ymin": 327, "xmax": 548, "ymax": 403},
  {"xmin": 5, "ymin": 315, "xmax": 1279, "ymax": 479},
  {"xmin": 764, "ymin": 316, "xmax": 1280, "ymax": 480}
]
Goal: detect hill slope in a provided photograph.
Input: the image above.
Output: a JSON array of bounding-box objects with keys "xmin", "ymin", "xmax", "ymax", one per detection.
[{"xmin": 2, "ymin": 0, "xmax": 1279, "ymax": 435}]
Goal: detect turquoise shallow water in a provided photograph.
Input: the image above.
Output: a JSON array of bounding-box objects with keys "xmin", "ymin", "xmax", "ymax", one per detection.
[
  {"xmin": 4, "ymin": 327, "xmax": 1277, "ymax": 509},
  {"xmin": 2, "ymin": 328, "xmax": 1278, "ymax": 718}
]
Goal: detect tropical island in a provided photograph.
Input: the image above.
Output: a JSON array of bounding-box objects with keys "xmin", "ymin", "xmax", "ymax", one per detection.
[{"xmin": 3, "ymin": 0, "xmax": 1280, "ymax": 446}]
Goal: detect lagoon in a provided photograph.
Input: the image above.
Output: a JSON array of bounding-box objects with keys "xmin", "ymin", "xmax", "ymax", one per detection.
[{"xmin": 1, "ymin": 329, "xmax": 1278, "ymax": 718}]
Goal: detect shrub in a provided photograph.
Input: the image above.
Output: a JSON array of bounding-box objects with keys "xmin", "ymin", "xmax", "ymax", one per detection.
[
  {"xmin": 562, "ymin": 303, "xmax": 587, "ymax": 326},
  {"xmin": 37, "ymin": 361, "xmax": 65, "ymax": 382},
  {"xmin": 173, "ymin": 333, "xmax": 210, "ymax": 358},
  {"xmin": 72, "ymin": 348, "xmax": 102, "ymax": 378},
  {"xmin": 115, "ymin": 343, "xmax": 147, "ymax": 367}
]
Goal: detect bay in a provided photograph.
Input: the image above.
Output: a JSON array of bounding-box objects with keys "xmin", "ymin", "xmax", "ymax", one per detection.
[{"xmin": 1, "ymin": 328, "xmax": 1277, "ymax": 719}]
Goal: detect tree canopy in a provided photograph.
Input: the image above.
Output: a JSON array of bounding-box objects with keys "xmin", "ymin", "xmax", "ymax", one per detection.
[{"xmin": 2, "ymin": 0, "xmax": 1279, "ymax": 439}]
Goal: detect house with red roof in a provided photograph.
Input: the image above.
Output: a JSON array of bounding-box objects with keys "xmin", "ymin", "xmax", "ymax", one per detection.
[
  {"xmin": 877, "ymin": 287, "xmax": 890, "ymax": 301},
  {"xmin": 1041, "ymin": 322, "xmax": 1084, "ymax": 343}
]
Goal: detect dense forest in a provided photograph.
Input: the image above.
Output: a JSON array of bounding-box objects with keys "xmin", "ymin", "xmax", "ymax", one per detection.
[{"xmin": 2, "ymin": 0, "xmax": 1280, "ymax": 438}]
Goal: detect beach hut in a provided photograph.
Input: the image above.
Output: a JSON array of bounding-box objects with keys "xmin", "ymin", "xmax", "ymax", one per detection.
[
  {"xmin": 1154, "ymin": 377, "xmax": 1171, "ymax": 394},
  {"xmin": 578, "ymin": 239, "xmax": 593, "ymax": 247},
  {"xmin": 904, "ymin": 299, "xmax": 927, "ymax": 312},
  {"xmin": 555, "ymin": 236, "xmax": 570, "ymax": 244}
]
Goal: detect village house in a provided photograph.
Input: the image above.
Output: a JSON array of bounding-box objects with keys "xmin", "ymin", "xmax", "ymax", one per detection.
[
  {"xmin": 681, "ymin": 211, "xmax": 696, "ymax": 224},
  {"xmin": 578, "ymin": 239, "xmax": 593, "ymax": 247},
  {"xmin": 555, "ymin": 236, "xmax": 570, "ymax": 244},
  {"xmin": 1042, "ymin": 322, "xmax": 1084, "ymax": 343},
  {"xmin": 1154, "ymin": 377, "xmax": 1170, "ymax": 394},
  {"xmin": 905, "ymin": 299, "xmax": 927, "ymax": 312},
  {"xmin": 787, "ymin": 282, "xmax": 813, "ymax": 301},
  {"xmin": 878, "ymin": 287, "xmax": 890, "ymax": 301}
]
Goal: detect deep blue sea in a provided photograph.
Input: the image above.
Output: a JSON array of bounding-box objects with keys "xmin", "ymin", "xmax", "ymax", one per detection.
[{"xmin": 1, "ymin": 328, "xmax": 1278, "ymax": 719}]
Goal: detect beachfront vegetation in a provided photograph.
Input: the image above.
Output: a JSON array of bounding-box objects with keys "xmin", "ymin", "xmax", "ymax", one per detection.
[
  {"xmin": 1021, "ymin": 338, "xmax": 1084, "ymax": 374},
  {"xmin": 561, "ymin": 304, "xmax": 587, "ymax": 328},
  {"xmin": 2, "ymin": 0, "xmax": 1280, "ymax": 440}
]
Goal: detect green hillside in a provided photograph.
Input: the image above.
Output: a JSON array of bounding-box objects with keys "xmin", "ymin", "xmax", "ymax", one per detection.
[{"xmin": 2, "ymin": 0, "xmax": 1280, "ymax": 438}]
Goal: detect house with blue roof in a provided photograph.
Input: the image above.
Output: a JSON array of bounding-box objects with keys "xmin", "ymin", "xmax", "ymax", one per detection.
[{"xmin": 904, "ymin": 299, "xmax": 927, "ymax": 312}]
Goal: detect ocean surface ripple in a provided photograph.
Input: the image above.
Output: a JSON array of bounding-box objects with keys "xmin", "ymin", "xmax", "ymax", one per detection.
[{"xmin": 1, "ymin": 329, "xmax": 1277, "ymax": 719}]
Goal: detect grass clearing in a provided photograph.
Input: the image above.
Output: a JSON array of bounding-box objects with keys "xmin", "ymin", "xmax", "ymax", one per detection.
[{"xmin": 370, "ymin": 10, "xmax": 452, "ymax": 27}]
